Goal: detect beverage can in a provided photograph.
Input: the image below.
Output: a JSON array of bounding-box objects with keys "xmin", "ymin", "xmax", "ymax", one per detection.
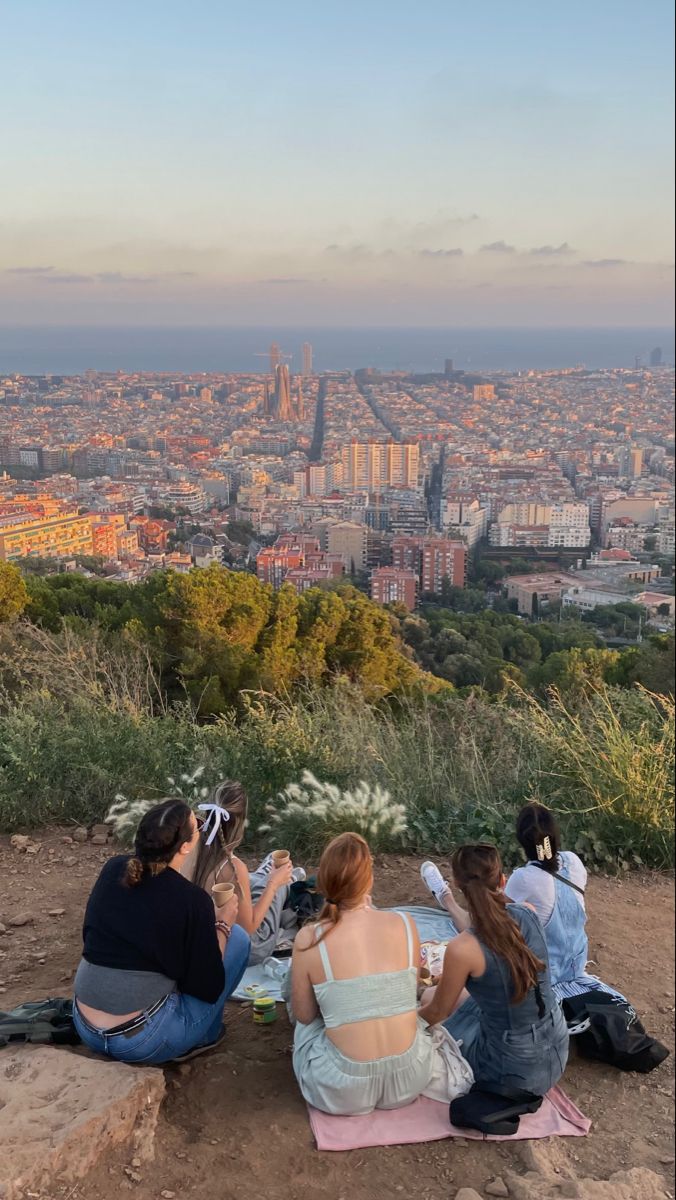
[{"xmin": 253, "ymin": 995, "xmax": 278, "ymax": 1025}]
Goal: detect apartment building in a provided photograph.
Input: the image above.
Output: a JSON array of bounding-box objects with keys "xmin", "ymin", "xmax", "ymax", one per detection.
[
  {"xmin": 392, "ymin": 536, "xmax": 467, "ymax": 594},
  {"xmin": 341, "ymin": 441, "xmax": 419, "ymax": 490},
  {"xmin": 0, "ymin": 512, "xmax": 94, "ymax": 561},
  {"xmin": 324, "ymin": 521, "xmax": 368, "ymax": 572},
  {"xmin": 370, "ymin": 566, "xmax": 417, "ymax": 610}
]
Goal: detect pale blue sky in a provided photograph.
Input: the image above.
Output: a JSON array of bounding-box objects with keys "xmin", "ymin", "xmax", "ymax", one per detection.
[{"xmin": 1, "ymin": 0, "xmax": 674, "ymax": 325}]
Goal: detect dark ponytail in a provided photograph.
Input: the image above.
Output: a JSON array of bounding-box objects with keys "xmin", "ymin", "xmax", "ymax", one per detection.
[
  {"xmin": 515, "ymin": 803, "xmax": 561, "ymax": 874},
  {"xmin": 125, "ymin": 799, "xmax": 194, "ymax": 887},
  {"xmin": 452, "ymin": 843, "xmax": 545, "ymax": 1004}
]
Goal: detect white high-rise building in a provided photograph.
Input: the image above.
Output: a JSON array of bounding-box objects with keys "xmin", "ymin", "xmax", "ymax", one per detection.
[{"xmin": 340, "ymin": 441, "xmax": 419, "ymax": 490}]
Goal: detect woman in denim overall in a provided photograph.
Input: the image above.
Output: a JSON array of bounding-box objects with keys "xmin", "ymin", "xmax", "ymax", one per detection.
[{"xmin": 419, "ymin": 843, "xmax": 569, "ymax": 1096}]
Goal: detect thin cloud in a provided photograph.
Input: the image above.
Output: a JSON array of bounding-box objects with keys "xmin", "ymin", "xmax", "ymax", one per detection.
[
  {"xmin": 479, "ymin": 241, "xmax": 516, "ymax": 254},
  {"xmin": 417, "ymin": 248, "xmax": 464, "ymax": 258},
  {"xmin": 44, "ymin": 273, "xmax": 95, "ymax": 284},
  {"xmin": 96, "ymin": 272, "xmax": 157, "ymax": 285},
  {"xmin": 258, "ymin": 277, "xmax": 316, "ymax": 285},
  {"xmin": 4, "ymin": 265, "xmax": 54, "ymax": 275},
  {"xmin": 528, "ymin": 243, "xmax": 575, "ymax": 256},
  {"xmin": 582, "ymin": 258, "xmax": 629, "ymax": 268}
]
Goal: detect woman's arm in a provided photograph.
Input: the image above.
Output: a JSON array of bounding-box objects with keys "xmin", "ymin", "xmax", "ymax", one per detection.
[
  {"xmin": 232, "ymin": 856, "xmax": 293, "ymax": 936},
  {"xmin": 290, "ymin": 927, "xmax": 320, "ymax": 1025},
  {"xmin": 418, "ymin": 934, "xmax": 480, "ymax": 1026}
]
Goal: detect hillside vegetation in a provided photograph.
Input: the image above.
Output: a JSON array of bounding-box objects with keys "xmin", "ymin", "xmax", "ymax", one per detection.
[{"xmin": 0, "ymin": 562, "xmax": 673, "ymax": 870}]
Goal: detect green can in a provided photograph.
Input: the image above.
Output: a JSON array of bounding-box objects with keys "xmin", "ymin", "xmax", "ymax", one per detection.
[{"xmin": 253, "ymin": 995, "xmax": 277, "ymax": 1025}]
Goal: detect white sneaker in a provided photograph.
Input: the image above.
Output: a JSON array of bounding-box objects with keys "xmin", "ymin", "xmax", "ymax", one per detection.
[
  {"xmin": 420, "ymin": 861, "xmax": 451, "ymax": 907},
  {"xmin": 291, "ymin": 867, "xmax": 306, "ymax": 883},
  {"xmin": 257, "ymin": 853, "xmax": 274, "ymax": 875}
]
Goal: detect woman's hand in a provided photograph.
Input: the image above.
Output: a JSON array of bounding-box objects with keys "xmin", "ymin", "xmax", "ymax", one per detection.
[
  {"xmin": 269, "ymin": 859, "xmax": 293, "ymax": 892},
  {"xmin": 215, "ymin": 893, "xmax": 239, "ymax": 927}
]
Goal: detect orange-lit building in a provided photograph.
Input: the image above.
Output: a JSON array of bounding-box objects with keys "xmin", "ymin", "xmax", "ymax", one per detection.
[{"xmin": 0, "ymin": 513, "xmax": 93, "ymax": 562}]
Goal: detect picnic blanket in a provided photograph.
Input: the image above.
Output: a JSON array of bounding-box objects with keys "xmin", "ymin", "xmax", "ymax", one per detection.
[
  {"xmin": 308, "ymin": 1085, "xmax": 591, "ymax": 1150},
  {"xmin": 231, "ymin": 906, "xmax": 453, "ymax": 1002}
]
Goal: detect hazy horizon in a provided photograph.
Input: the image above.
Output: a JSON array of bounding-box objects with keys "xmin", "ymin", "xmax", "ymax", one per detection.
[{"xmin": 2, "ymin": 324, "xmax": 673, "ymax": 376}]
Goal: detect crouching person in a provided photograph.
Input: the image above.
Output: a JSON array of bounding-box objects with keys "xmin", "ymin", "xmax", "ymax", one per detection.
[
  {"xmin": 289, "ymin": 832, "xmax": 472, "ymax": 1116},
  {"xmin": 73, "ymin": 799, "xmax": 250, "ymax": 1064}
]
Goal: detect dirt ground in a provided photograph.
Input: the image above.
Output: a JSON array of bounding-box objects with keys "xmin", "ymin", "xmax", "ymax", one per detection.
[{"xmin": 0, "ymin": 831, "xmax": 674, "ymax": 1200}]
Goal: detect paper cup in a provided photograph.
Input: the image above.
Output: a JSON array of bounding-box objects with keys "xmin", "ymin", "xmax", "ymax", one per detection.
[
  {"xmin": 212, "ymin": 882, "xmax": 235, "ymax": 907},
  {"xmin": 272, "ymin": 850, "xmax": 291, "ymax": 867}
]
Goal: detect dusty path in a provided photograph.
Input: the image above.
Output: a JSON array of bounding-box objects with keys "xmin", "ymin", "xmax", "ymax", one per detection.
[{"xmin": 0, "ymin": 832, "xmax": 674, "ymax": 1199}]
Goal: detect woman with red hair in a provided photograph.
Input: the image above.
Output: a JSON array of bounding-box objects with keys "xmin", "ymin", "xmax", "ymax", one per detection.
[{"xmin": 289, "ymin": 832, "xmax": 472, "ymax": 1115}]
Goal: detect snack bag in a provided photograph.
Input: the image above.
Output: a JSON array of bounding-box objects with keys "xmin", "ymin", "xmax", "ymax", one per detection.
[{"xmin": 419, "ymin": 940, "xmax": 448, "ymax": 987}]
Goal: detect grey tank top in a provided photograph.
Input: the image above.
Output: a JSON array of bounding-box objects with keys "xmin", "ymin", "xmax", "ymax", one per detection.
[
  {"xmin": 74, "ymin": 959, "xmax": 175, "ymax": 1015},
  {"xmin": 312, "ymin": 911, "xmax": 417, "ymax": 1030}
]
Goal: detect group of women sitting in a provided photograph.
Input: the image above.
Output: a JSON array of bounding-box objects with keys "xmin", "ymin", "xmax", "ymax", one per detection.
[{"xmin": 73, "ymin": 784, "xmax": 624, "ymax": 1115}]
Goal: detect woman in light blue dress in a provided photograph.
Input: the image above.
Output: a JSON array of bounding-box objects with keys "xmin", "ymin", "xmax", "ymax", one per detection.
[{"xmin": 289, "ymin": 832, "xmax": 472, "ymax": 1115}]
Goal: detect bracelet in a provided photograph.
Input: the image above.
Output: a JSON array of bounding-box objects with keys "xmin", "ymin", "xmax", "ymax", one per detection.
[{"xmin": 215, "ymin": 920, "xmax": 231, "ymax": 939}]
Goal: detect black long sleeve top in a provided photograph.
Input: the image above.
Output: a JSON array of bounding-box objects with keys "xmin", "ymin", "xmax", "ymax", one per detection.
[{"xmin": 81, "ymin": 855, "xmax": 225, "ymax": 1003}]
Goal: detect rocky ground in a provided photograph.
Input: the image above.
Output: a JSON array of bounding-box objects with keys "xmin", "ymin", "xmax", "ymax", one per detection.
[{"xmin": 0, "ymin": 829, "xmax": 674, "ymax": 1200}]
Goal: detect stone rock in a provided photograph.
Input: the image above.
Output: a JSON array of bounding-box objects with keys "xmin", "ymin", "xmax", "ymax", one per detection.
[
  {"xmin": 0, "ymin": 1045, "xmax": 165, "ymax": 1200},
  {"xmin": 72, "ymin": 827, "xmax": 88, "ymax": 843},
  {"xmin": 0, "ymin": 922, "xmax": 7, "ymax": 934},
  {"xmin": 63, "ymin": 856, "xmax": 78, "ymax": 868},
  {"xmin": 91, "ymin": 833, "xmax": 109, "ymax": 846},
  {"xmin": 48, "ymin": 908, "xmax": 66, "ymax": 917},
  {"xmin": 455, "ymin": 1190, "xmax": 483, "ymax": 1200},
  {"xmin": 9, "ymin": 835, "xmax": 30, "ymax": 852},
  {"xmin": 486, "ymin": 1180, "xmax": 509, "ymax": 1198},
  {"xmin": 504, "ymin": 1168, "xmax": 670, "ymax": 1200},
  {"xmin": 8, "ymin": 914, "xmax": 34, "ymax": 927},
  {"xmin": 91, "ymin": 823, "xmax": 112, "ymax": 838}
]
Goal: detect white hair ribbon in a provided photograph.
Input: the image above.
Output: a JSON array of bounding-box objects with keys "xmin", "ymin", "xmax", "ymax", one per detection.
[{"xmin": 197, "ymin": 803, "xmax": 231, "ymax": 847}]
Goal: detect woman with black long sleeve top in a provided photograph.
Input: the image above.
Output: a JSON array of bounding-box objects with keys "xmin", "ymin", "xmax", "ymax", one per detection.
[{"xmin": 73, "ymin": 800, "xmax": 250, "ymax": 1064}]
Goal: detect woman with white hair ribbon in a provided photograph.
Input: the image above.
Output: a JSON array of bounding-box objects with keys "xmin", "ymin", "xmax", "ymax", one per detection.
[{"xmin": 183, "ymin": 780, "xmax": 305, "ymax": 966}]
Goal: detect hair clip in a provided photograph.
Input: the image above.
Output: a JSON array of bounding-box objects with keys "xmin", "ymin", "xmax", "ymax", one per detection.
[
  {"xmin": 536, "ymin": 842, "xmax": 546, "ymax": 861},
  {"xmin": 543, "ymin": 836, "xmax": 553, "ymax": 860}
]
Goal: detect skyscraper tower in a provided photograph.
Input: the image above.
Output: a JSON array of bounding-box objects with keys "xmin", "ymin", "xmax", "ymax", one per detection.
[
  {"xmin": 296, "ymin": 381, "xmax": 304, "ymax": 421},
  {"xmin": 269, "ymin": 342, "xmax": 282, "ymax": 373},
  {"xmin": 275, "ymin": 364, "xmax": 292, "ymax": 421},
  {"xmin": 302, "ymin": 342, "xmax": 313, "ymax": 376},
  {"xmin": 650, "ymin": 347, "xmax": 663, "ymax": 366},
  {"xmin": 263, "ymin": 380, "xmax": 271, "ymax": 416}
]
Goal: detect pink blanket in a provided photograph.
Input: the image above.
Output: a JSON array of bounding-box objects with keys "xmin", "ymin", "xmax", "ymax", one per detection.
[{"xmin": 308, "ymin": 1086, "xmax": 590, "ymax": 1151}]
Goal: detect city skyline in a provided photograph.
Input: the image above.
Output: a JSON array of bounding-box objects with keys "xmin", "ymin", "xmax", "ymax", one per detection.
[{"xmin": 1, "ymin": 0, "xmax": 674, "ymax": 328}]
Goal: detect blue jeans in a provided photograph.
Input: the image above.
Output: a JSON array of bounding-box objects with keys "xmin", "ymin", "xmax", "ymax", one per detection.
[
  {"xmin": 446, "ymin": 999, "xmax": 569, "ymax": 1095},
  {"xmin": 73, "ymin": 925, "xmax": 250, "ymax": 1065}
]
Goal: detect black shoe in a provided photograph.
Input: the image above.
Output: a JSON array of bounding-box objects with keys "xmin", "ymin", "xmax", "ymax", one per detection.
[{"xmin": 169, "ymin": 1025, "xmax": 227, "ymax": 1063}]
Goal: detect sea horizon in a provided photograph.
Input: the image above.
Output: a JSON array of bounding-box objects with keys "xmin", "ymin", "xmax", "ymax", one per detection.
[{"xmin": 0, "ymin": 324, "xmax": 674, "ymax": 376}]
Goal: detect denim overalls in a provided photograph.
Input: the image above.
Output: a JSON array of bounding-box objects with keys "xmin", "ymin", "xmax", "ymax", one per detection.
[{"xmin": 446, "ymin": 903, "xmax": 569, "ymax": 1095}]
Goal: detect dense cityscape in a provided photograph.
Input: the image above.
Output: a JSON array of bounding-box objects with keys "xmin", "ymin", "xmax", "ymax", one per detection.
[{"xmin": 1, "ymin": 343, "xmax": 673, "ymax": 626}]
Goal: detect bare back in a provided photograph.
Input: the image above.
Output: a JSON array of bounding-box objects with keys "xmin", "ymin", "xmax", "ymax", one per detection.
[{"xmin": 293, "ymin": 909, "xmax": 420, "ymax": 1061}]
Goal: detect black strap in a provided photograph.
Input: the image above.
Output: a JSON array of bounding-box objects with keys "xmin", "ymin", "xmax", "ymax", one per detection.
[
  {"xmin": 531, "ymin": 861, "xmax": 586, "ymax": 897},
  {"xmin": 553, "ymin": 871, "xmax": 585, "ymax": 897}
]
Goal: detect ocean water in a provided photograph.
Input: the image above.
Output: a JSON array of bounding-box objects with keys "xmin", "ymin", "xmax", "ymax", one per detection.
[{"xmin": 0, "ymin": 326, "xmax": 673, "ymax": 376}]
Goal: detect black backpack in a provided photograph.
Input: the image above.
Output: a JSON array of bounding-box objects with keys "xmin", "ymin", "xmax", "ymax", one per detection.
[
  {"xmin": 0, "ymin": 997, "xmax": 81, "ymax": 1048},
  {"xmin": 562, "ymin": 991, "xmax": 669, "ymax": 1073},
  {"xmin": 450, "ymin": 1081, "xmax": 543, "ymax": 1136},
  {"xmin": 287, "ymin": 876, "xmax": 325, "ymax": 925}
]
